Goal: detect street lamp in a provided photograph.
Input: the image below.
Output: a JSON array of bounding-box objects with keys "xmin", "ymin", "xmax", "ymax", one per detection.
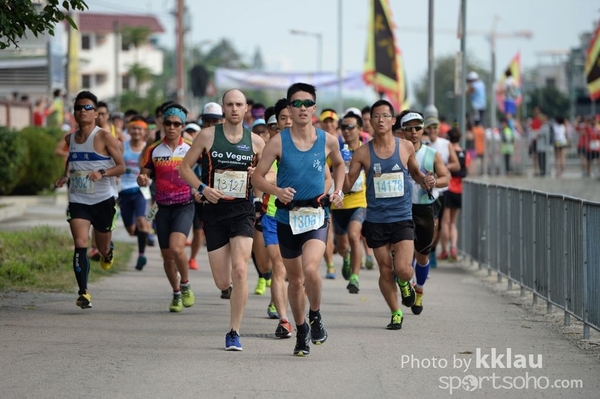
[{"xmin": 290, "ymin": 29, "xmax": 323, "ymax": 73}]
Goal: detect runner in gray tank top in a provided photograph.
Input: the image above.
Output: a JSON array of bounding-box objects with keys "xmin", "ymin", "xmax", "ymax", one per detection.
[{"xmin": 344, "ymin": 100, "xmax": 436, "ymax": 330}]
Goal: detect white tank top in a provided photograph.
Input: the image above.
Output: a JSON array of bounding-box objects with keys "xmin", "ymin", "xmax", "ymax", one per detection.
[
  {"xmin": 429, "ymin": 137, "xmax": 451, "ymax": 195},
  {"xmin": 68, "ymin": 126, "xmax": 117, "ymax": 204}
]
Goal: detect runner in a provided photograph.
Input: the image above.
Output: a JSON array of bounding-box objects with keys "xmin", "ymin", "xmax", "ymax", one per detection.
[
  {"xmin": 179, "ymin": 89, "xmax": 265, "ymax": 351},
  {"xmin": 137, "ymin": 103, "xmax": 196, "ymax": 313},
  {"xmin": 400, "ymin": 110, "xmax": 449, "ymax": 315},
  {"xmin": 252, "ymin": 83, "xmax": 345, "ymax": 356},
  {"xmin": 53, "ymin": 91, "xmax": 125, "ymax": 309},
  {"xmin": 344, "ymin": 100, "xmax": 436, "ymax": 330}
]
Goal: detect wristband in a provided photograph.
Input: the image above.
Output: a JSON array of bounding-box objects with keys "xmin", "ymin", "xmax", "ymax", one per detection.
[{"xmin": 334, "ymin": 190, "xmax": 344, "ymax": 200}]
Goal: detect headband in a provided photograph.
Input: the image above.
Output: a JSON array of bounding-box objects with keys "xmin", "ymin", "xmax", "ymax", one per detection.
[
  {"xmin": 163, "ymin": 107, "xmax": 186, "ymax": 123},
  {"xmin": 319, "ymin": 110, "xmax": 339, "ymax": 122},
  {"xmin": 129, "ymin": 120, "xmax": 148, "ymax": 129},
  {"xmin": 400, "ymin": 112, "xmax": 423, "ymax": 126}
]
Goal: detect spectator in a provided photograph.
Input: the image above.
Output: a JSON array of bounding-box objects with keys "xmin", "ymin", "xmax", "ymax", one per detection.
[
  {"xmin": 466, "ymin": 72, "xmax": 486, "ymax": 126},
  {"xmin": 553, "ymin": 116, "xmax": 568, "ymax": 178}
]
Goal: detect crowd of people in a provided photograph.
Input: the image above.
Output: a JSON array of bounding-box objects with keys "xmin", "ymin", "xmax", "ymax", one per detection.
[{"xmin": 51, "ymin": 83, "xmax": 477, "ymax": 357}]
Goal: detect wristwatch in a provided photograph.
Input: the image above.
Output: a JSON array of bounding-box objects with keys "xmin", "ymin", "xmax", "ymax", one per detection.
[
  {"xmin": 98, "ymin": 169, "xmax": 106, "ymax": 177},
  {"xmin": 198, "ymin": 183, "xmax": 207, "ymax": 195},
  {"xmin": 334, "ymin": 190, "xmax": 344, "ymax": 200}
]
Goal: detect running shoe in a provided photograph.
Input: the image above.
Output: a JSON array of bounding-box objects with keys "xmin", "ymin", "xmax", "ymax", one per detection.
[
  {"xmin": 397, "ymin": 278, "xmax": 416, "ymax": 307},
  {"xmin": 188, "ymin": 258, "xmax": 199, "ymax": 270},
  {"xmin": 347, "ymin": 275, "xmax": 359, "ymax": 294},
  {"xmin": 266, "ymin": 278, "xmax": 272, "ymax": 288},
  {"xmin": 221, "ymin": 286, "xmax": 232, "ymax": 299},
  {"xmin": 309, "ymin": 314, "xmax": 328, "ymax": 345},
  {"xmin": 181, "ymin": 284, "xmax": 195, "ymax": 307},
  {"xmin": 293, "ymin": 329, "xmax": 311, "ymax": 356},
  {"xmin": 169, "ymin": 294, "xmax": 183, "ymax": 313},
  {"xmin": 146, "ymin": 235, "xmax": 156, "ymax": 247},
  {"xmin": 225, "ymin": 330, "xmax": 243, "ymax": 351},
  {"xmin": 325, "ymin": 266, "xmax": 336, "ymax": 279},
  {"xmin": 267, "ymin": 303, "xmax": 279, "ymax": 319},
  {"xmin": 275, "ymin": 319, "xmax": 293, "ymax": 338},
  {"xmin": 135, "ymin": 255, "xmax": 147, "ymax": 271},
  {"xmin": 412, "ymin": 289, "xmax": 424, "ymax": 315},
  {"xmin": 89, "ymin": 248, "xmax": 101, "ymax": 262},
  {"xmin": 429, "ymin": 251, "xmax": 438, "ymax": 269},
  {"xmin": 341, "ymin": 255, "xmax": 351, "ymax": 281},
  {"xmin": 254, "ymin": 277, "xmax": 267, "ymax": 295},
  {"xmin": 365, "ymin": 255, "xmax": 374, "ymax": 270},
  {"xmin": 386, "ymin": 313, "xmax": 403, "ymax": 330},
  {"xmin": 437, "ymin": 251, "xmax": 449, "ymax": 260},
  {"xmin": 100, "ymin": 245, "xmax": 114, "ymax": 270},
  {"xmin": 450, "ymin": 247, "xmax": 458, "ymax": 261},
  {"xmin": 76, "ymin": 290, "xmax": 92, "ymax": 309}
]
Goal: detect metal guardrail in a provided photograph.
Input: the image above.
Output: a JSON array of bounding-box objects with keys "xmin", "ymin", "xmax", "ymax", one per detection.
[{"xmin": 460, "ymin": 181, "xmax": 600, "ymax": 339}]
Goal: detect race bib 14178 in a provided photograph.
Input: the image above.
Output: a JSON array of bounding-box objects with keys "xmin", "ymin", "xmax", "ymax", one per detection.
[{"xmin": 373, "ymin": 172, "xmax": 404, "ymax": 198}]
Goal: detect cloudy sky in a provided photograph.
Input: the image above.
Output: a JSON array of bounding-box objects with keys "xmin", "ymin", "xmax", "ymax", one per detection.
[{"xmin": 84, "ymin": 0, "xmax": 599, "ymax": 101}]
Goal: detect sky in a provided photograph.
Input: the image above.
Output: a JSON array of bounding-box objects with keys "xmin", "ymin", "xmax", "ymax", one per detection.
[{"xmin": 84, "ymin": 0, "xmax": 599, "ymax": 103}]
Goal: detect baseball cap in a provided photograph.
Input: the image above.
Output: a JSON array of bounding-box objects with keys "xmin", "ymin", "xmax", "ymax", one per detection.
[
  {"xmin": 251, "ymin": 118, "xmax": 266, "ymax": 129},
  {"xmin": 467, "ymin": 71, "xmax": 479, "ymax": 81},
  {"xmin": 267, "ymin": 115, "xmax": 277, "ymax": 125},
  {"xmin": 319, "ymin": 110, "xmax": 339, "ymax": 122},
  {"xmin": 424, "ymin": 115, "xmax": 440, "ymax": 128},
  {"xmin": 184, "ymin": 122, "xmax": 201, "ymax": 132},
  {"xmin": 344, "ymin": 107, "xmax": 362, "ymax": 118},
  {"xmin": 400, "ymin": 112, "xmax": 424, "ymax": 126},
  {"xmin": 202, "ymin": 102, "xmax": 223, "ymax": 120}
]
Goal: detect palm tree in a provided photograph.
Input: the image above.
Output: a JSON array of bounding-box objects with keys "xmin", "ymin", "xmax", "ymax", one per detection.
[
  {"xmin": 126, "ymin": 64, "xmax": 153, "ymax": 95},
  {"xmin": 121, "ymin": 25, "xmax": 153, "ymax": 95}
]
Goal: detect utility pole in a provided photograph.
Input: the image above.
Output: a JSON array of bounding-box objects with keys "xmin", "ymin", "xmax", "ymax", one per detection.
[
  {"xmin": 337, "ymin": 0, "xmax": 344, "ymax": 113},
  {"xmin": 424, "ymin": 0, "xmax": 438, "ymax": 118},
  {"xmin": 114, "ymin": 20, "xmax": 120, "ymax": 111},
  {"xmin": 176, "ymin": 0, "xmax": 185, "ymax": 104},
  {"xmin": 459, "ymin": 0, "xmax": 467, "ymax": 148}
]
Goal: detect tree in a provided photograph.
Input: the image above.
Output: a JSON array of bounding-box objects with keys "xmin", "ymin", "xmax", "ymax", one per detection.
[
  {"xmin": 252, "ymin": 47, "xmax": 265, "ymax": 70},
  {"xmin": 525, "ymin": 86, "xmax": 570, "ymax": 119},
  {"xmin": 126, "ymin": 64, "xmax": 154, "ymax": 95},
  {"xmin": 0, "ymin": 0, "xmax": 88, "ymax": 49},
  {"xmin": 413, "ymin": 54, "xmax": 489, "ymax": 121},
  {"xmin": 121, "ymin": 25, "xmax": 152, "ymax": 63}
]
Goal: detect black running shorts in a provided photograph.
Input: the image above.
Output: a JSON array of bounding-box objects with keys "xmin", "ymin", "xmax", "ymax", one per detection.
[
  {"xmin": 67, "ymin": 197, "xmax": 117, "ymax": 233},
  {"xmin": 277, "ymin": 219, "xmax": 329, "ymax": 259},
  {"xmin": 444, "ymin": 191, "xmax": 462, "ymax": 209},
  {"xmin": 203, "ymin": 201, "xmax": 255, "ymax": 252},
  {"xmin": 362, "ymin": 219, "xmax": 415, "ymax": 249},
  {"xmin": 412, "ymin": 204, "xmax": 435, "ymax": 255},
  {"xmin": 155, "ymin": 202, "xmax": 194, "ymax": 249}
]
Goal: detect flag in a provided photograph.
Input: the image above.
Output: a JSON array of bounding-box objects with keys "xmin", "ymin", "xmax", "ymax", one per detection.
[
  {"xmin": 495, "ymin": 52, "xmax": 522, "ymax": 114},
  {"xmin": 363, "ymin": 0, "xmax": 407, "ymax": 112},
  {"xmin": 585, "ymin": 20, "xmax": 600, "ymax": 100}
]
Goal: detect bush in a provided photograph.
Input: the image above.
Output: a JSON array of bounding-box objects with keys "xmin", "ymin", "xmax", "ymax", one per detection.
[
  {"xmin": 0, "ymin": 127, "xmax": 27, "ymax": 195},
  {"xmin": 12, "ymin": 127, "xmax": 65, "ymax": 195}
]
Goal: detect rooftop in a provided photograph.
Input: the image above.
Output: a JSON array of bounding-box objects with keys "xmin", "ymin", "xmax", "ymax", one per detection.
[{"xmin": 76, "ymin": 12, "xmax": 164, "ymax": 34}]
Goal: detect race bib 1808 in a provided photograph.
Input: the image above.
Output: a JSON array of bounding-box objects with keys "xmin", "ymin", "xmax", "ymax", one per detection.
[
  {"xmin": 214, "ymin": 170, "xmax": 248, "ymax": 198},
  {"xmin": 373, "ymin": 172, "xmax": 404, "ymax": 198},
  {"xmin": 289, "ymin": 207, "xmax": 325, "ymax": 235},
  {"xmin": 70, "ymin": 171, "xmax": 94, "ymax": 194}
]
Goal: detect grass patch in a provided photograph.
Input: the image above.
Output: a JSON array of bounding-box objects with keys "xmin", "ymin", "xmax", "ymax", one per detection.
[{"xmin": 0, "ymin": 226, "xmax": 134, "ymax": 292}]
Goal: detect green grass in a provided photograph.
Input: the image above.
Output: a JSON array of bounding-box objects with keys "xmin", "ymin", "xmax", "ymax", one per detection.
[{"xmin": 0, "ymin": 226, "xmax": 134, "ymax": 292}]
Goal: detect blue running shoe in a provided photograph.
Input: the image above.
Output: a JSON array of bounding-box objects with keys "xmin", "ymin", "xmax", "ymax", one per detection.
[
  {"xmin": 135, "ymin": 255, "xmax": 147, "ymax": 270},
  {"xmin": 225, "ymin": 330, "xmax": 243, "ymax": 351}
]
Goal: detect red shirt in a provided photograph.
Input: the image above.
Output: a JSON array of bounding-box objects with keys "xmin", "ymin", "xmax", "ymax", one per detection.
[{"xmin": 449, "ymin": 151, "xmax": 471, "ymax": 194}]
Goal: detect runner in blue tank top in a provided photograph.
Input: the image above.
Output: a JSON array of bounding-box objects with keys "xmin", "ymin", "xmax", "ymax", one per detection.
[
  {"xmin": 344, "ymin": 100, "xmax": 436, "ymax": 331},
  {"xmin": 253, "ymin": 83, "xmax": 345, "ymax": 357}
]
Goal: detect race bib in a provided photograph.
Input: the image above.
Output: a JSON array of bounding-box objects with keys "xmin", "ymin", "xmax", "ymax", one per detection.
[
  {"xmin": 350, "ymin": 171, "xmax": 365, "ymax": 193},
  {"xmin": 590, "ymin": 140, "xmax": 600, "ymax": 151},
  {"xmin": 374, "ymin": 172, "xmax": 404, "ymax": 198},
  {"xmin": 289, "ymin": 207, "xmax": 325, "ymax": 235},
  {"xmin": 70, "ymin": 171, "xmax": 94, "ymax": 194},
  {"xmin": 140, "ymin": 186, "xmax": 152, "ymax": 200},
  {"xmin": 214, "ymin": 169, "xmax": 247, "ymax": 198}
]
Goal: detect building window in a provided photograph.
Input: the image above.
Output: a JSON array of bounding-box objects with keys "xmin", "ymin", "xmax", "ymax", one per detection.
[
  {"xmin": 121, "ymin": 41, "xmax": 130, "ymax": 51},
  {"xmin": 546, "ymin": 78, "xmax": 556, "ymax": 87},
  {"xmin": 95, "ymin": 74, "xmax": 107, "ymax": 86},
  {"xmin": 122, "ymin": 75, "xmax": 131, "ymax": 91},
  {"xmin": 81, "ymin": 34, "xmax": 91, "ymax": 50},
  {"xmin": 82, "ymin": 74, "xmax": 91, "ymax": 89}
]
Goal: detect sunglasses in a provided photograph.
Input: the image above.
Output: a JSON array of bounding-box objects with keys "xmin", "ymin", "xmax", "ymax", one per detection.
[
  {"xmin": 289, "ymin": 99, "xmax": 316, "ymax": 108},
  {"xmin": 341, "ymin": 124, "xmax": 357, "ymax": 131},
  {"xmin": 74, "ymin": 104, "xmax": 96, "ymax": 111},
  {"xmin": 403, "ymin": 124, "xmax": 424, "ymax": 132},
  {"xmin": 268, "ymin": 123, "xmax": 279, "ymax": 130},
  {"xmin": 164, "ymin": 120, "xmax": 183, "ymax": 128}
]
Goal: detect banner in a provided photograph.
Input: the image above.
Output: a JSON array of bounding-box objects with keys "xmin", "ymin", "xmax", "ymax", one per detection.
[
  {"xmin": 214, "ymin": 68, "xmax": 366, "ymax": 91},
  {"xmin": 585, "ymin": 20, "xmax": 600, "ymax": 100},
  {"xmin": 362, "ymin": 0, "xmax": 407, "ymax": 112},
  {"xmin": 496, "ymin": 52, "xmax": 522, "ymax": 114}
]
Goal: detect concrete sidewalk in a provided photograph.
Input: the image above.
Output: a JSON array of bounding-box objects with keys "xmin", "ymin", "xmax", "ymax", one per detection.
[{"xmin": 0, "ymin": 198, "xmax": 599, "ymax": 398}]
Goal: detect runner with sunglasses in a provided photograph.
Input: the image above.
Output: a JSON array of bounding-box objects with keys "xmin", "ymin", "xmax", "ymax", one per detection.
[
  {"xmin": 398, "ymin": 110, "xmax": 449, "ymax": 315},
  {"xmin": 252, "ymin": 83, "xmax": 345, "ymax": 356},
  {"xmin": 179, "ymin": 89, "xmax": 265, "ymax": 351},
  {"xmin": 53, "ymin": 91, "xmax": 125, "ymax": 309},
  {"xmin": 344, "ymin": 100, "xmax": 436, "ymax": 330},
  {"xmin": 137, "ymin": 103, "xmax": 196, "ymax": 314}
]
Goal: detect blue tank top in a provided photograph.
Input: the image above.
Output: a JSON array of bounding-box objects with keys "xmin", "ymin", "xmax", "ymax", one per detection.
[
  {"xmin": 275, "ymin": 128, "xmax": 328, "ymax": 224},
  {"xmin": 120, "ymin": 141, "xmax": 143, "ymax": 194},
  {"xmin": 365, "ymin": 137, "xmax": 412, "ymax": 223}
]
